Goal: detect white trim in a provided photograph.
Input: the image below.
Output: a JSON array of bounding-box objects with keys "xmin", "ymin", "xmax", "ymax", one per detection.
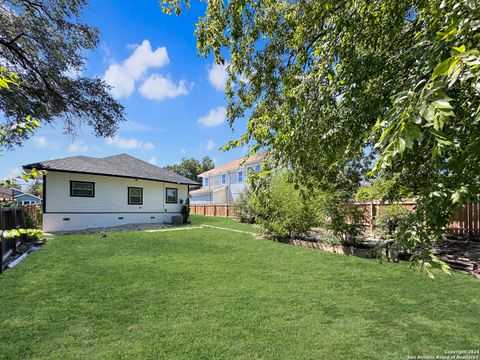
[{"xmin": 14, "ymin": 192, "xmax": 43, "ymax": 200}]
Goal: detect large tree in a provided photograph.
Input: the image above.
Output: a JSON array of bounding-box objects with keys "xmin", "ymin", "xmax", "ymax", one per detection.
[
  {"xmin": 164, "ymin": 156, "xmax": 215, "ymax": 182},
  {"xmin": 164, "ymin": 0, "xmax": 480, "ymax": 274},
  {"xmin": 0, "ymin": 0, "xmax": 125, "ymax": 147}
]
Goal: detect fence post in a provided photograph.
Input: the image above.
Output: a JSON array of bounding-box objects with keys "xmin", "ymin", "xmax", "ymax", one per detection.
[
  {"xmin": 0, "ymin": 233, "xmax": 4, "ymax": 273},
  {"xmin": 13, "ymin": 207, "xmax": 17, "ymax": 229},
  {"xmin": 370, "ymin": 201, "xmax": 374, "ymax": 232},
  {"xmin": 20, "ymin": 208, "xmax": 26, "ymax": 228},
  {"xmin": 214, "ymin": 204, "xmax": 216, "ymax": 216}
]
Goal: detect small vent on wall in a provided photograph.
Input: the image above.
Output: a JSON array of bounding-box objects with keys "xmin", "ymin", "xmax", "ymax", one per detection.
[
  {"xmin": 150, "ymin": 216, "xmax": 155, "ymax": 219},
  {"xmin": 62, "ymin": 218, "xmax": 70, "ymax": 221},
  {"xmin": 118, "ymin": 217, "xmax": 124, "ymax": 220}
]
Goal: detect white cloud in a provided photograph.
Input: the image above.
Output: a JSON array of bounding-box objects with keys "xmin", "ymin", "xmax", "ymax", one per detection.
[
  {"xmin": 7, "ymin": 167, "xmax": 22, "ymax": 179},
  {"xmin": 206, "ymin": 140, "xmax": 216, "ymax": 150},
  {"xmin": 208, "ymin": 62, "xmax": 228, "ymax": 91},
  {"xmin": 143, "ymin": 142, "xmax": 155, "ymax": 150},
  {"xmin": 138, "ymin": 74, "xmax": 189, "ymax": 100},
  {"xmin": 68, "ymin": 140, "xmax": 89, "ymax": 153},
  {"xmin": 103, "ymin": 40, "xmax": 169, "ymax": 98},
  {"xmin": 181, "ymin": 148, "xmax": 187, "ymax": 155},
  {"xmin": 148, "ymin": 157, "xmax": 157, "ymax": 165},
  {"xmin": 200, "ymin": 139, "xmax": 216, "ymax": 152},
  {"xmin": 197, "ymin": 107, "xmax": 226, "ymax": 127},
  {"xmin": 34, "ymin": 136, "xmax": 48, "ymax": 148},
  {"xmin": 106, "ymin": 135, "xmax": 155, "ymax": 150}
]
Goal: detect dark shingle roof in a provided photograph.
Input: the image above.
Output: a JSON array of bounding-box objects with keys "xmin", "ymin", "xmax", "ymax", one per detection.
[
  {"xmin": 0, "ymin": 187, "xmax": 14, "ymax": 199},
  {"xmin": 23, "ymin": 154, "xmax": 199, "ymax": 185}
]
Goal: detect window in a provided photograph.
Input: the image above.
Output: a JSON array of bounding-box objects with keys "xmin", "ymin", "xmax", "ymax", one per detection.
[
  {"xmin": 70, "ymin": 181, "xmax": 95, "ymax": 197},
  {"xmin": 128, "ymin": 187, "xmax": 143, "ymax": 205},
  {"xmin": 221, "ymin": 173, "xmax": 227, "ymax": 184},
  {"xmin": 204, "ymin": 177, "xmax": 209, "ymax": 187},
  {"xmin": 166, "ymin": 188, "xmax": 178, "ymax": 204},
  {"xmin": 22, "ymin": 200, "xmax": 31, "ymax": 205},
  {"xmin": 246, "ymin": 166, "xmax": 253, "ymax": 174},
  {"xmin": 254, "ymin": 164, "xmax": 261, "ymax": 172},
  {"xmin": 238, "ymin": 171, "xmax": 243, "ymax": 182}
]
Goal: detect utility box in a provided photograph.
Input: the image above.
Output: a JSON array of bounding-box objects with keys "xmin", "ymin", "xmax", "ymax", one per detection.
[{"xmin": 171, "ymin": 215, "xmax": 183, "ymax": 225}]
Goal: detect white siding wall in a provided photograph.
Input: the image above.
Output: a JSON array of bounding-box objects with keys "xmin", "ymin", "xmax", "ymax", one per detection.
[
  {"xmin": 195, "ymin": 161, "xmax": 263, "ymax": 204},
  {"xmin": 190, "ymin": 193, "xmax": 212, "ymax": 204},
  {"xmin": 44, "ymin": 171, "xmax": 188, "ymax": 232}
]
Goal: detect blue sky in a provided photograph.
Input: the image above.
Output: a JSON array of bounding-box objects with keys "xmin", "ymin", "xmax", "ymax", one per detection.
[{"xmin": 1, "ymin": 0, "xmax": 248, "ymax": 185}]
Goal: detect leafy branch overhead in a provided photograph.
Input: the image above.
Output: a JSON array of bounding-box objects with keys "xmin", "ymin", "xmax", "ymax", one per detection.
[
  {"xmin": 0, "ymin": 0, "xmax": 125, "ymax": 148},
  {"xmin": 162, "ymin": 0, "xmax": 480, "ymax": 275}
]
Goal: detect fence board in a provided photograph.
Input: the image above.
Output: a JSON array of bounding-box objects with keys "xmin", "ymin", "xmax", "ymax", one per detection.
[
  {"xmin": 191, "ymin": 200, "xmax": 480, "ymax": 238},
  {"xmin": 354, "ymin": 200, "xmax": 480, "ymax": 239},
  {"xmin": 190, "ymin": 204, "xmax": 236, "ymax": 218}
]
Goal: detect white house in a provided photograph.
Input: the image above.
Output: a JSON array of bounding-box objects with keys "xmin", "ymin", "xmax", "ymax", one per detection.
[
  {"xmin": 190, "ymin": 152, "xmax": 265, "ymax": 204},
  {"xmin": 23, "ymin": 154, "xmax": 198, "ymax": 232}
]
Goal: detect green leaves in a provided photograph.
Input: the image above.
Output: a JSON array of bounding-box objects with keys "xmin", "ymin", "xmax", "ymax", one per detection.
[
  {"xmin": 0, "ymin": 67, "xmax": 19, "ymax": 89},
  {"xmin": 163, "ymin": 0, "xmax": 480, "ymax": 275},
  {"xmin": 433, "ymin": 57, "xmax": 458, "ymax": 79},
  {"xmin": 1, "ymin": 228, "xmax": 43, "ymax": 240},
  {"xmin": 0, "ymin": 0, "xmax": 125, "ymax": 147}
]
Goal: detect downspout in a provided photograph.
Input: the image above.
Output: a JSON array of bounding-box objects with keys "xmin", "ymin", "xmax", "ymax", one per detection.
[
  {"xmin": 162, "ymin": 182, "xmax": 165, "ymax": 214},
  {"xmin": 42, "ymin": 174, "xmax": 46, "ymax": 213}
]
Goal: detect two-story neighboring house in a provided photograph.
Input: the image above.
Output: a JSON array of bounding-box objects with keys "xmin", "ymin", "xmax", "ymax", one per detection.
[{"xmin": 190, "ymin": 153, "xmax": 265, "ymax": 204}]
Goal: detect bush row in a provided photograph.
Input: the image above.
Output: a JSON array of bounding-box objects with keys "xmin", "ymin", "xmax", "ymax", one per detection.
[{"xmin": 234, "ymin": 171, "xmax": 410, "ymax": 243}]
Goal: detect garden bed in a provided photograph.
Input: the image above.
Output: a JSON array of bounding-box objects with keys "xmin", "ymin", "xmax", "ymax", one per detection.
[{"xmin": 286, "ymin": 231, "xmax": 480, "ymax": 279}]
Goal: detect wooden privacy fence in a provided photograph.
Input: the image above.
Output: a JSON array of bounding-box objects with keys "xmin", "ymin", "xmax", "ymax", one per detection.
[
  {"xmin": 22, "ymin": 204, "xmax": 42, "ymax": 227},
  {"xmin": 0, "ymin": 207, "xmax": 27, "ymax": 273},
  {"xmin": 190, "ymin": 204, "xmax": 236, "ymax": 217},
  {"xmin": 354, "ymin": 200, "xmax": 480, "ymax": 239},
  {"xmin": 192, "ymin": 200, "xmax": 480, "ymax": 239},
  {"xmin": 0, "ymin": 207, "xmax": 27, "ymax": 230}
]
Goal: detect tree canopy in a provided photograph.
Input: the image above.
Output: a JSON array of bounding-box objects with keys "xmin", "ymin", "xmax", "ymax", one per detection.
[
  {"xmin": 0, "ymin": 0, "xmax": 125, "ymax": 147},
  {"xmin": 164, "ymin": 156, "xmax": 215, "ymax": 182},
  {"xmin": 26, "ymin": 180, "xmax": 42, "ymax": 197},
  {"xmin": 163, "ymin": 0, "xmax": 480, "ymax": 272}
]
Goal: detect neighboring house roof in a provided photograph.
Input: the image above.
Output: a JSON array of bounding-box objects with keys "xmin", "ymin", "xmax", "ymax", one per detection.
[
  {"xmin": 190, "ymin": 185, "xmax": 227, "ymax": 195},
  {"xmin": 23, "ymin": 153, "xmax": 199, "ymax": 186},
  {"xmin": 14, "ymin": 192, "xmax": 42, "ymax": 201},
  {"xmin": 0, "ymin": 186, "xmax": 14, "ymax": 200},
  {"xmin": 198, "ymin": 152, "xmax": 266, "ymax": 178}
]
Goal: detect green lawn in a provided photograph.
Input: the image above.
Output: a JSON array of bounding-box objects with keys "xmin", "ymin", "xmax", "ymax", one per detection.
[{"xmin": 0, "ymin": 215, "xmax": 478, "ymax": 359}]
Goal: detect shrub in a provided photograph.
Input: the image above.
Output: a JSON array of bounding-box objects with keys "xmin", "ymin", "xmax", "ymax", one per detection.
[
  {"xmin": 22, "ymin": 204, "xmax": 42, "ymax": 229},
  {"xmin": 315, "ymin": 191, "xmax": 365, "ymax": 243},
  {"xmin": 374, "ymin": 205, "xmax": 410, "ymax": 240},
  {"xmin": 251, "ymin": 171, "xmax": 318, "ymax": 239},
  {"xmin": 233, "ymin": 188, "xmax": 256, "ymax": 223}
]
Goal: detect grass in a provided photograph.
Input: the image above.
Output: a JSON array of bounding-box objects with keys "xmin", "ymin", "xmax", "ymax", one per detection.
[
  {"xmin": 190, "ymin": 214, "xmax": 256, "ymax": 232},
  {"xmin": 0, "ymin": 215, "xmax": 479, "ymax": 359}
]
